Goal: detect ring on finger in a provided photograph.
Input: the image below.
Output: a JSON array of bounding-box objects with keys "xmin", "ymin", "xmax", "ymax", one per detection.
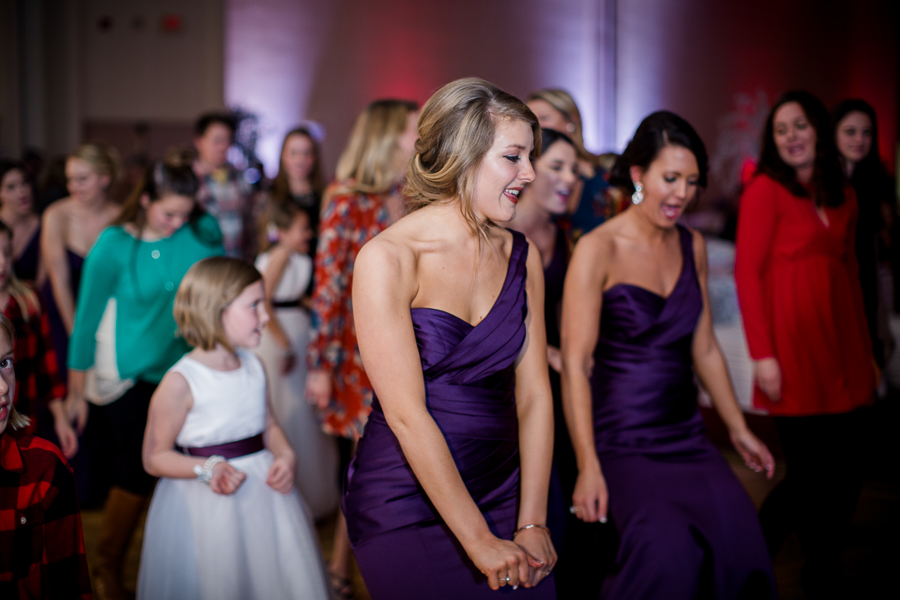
[
  {"xmin": 569, "ymin": 505, "xmax": 581, "ymax": 514},
  {"xmin": 499, "ymin": 576, "xmax": 511, "ymax": 583}
]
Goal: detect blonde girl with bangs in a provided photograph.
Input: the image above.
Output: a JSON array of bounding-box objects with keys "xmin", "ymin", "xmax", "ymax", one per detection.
[
  {"xmin": 139, "ymin": 256, "xmax": 330, "ymax": 600},
  {"xmin": 343, "ymin": 77, "xmax": 557, "ymax": 598},
  {"xmin": 305, "ymin": 97, "xmax": 417, "ymax": 599}
]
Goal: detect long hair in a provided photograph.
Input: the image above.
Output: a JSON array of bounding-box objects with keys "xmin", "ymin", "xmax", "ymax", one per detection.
[
  {"xmin": 757, "ymin": 90, "xmax": 845, "ymax": 207},
  {"xmin": 0, "ymin": 159, "xmax": 27, "ymax": 190},
  {"xmin": 335, "ymin": 99, "xmax": 418, "ymax": 195},
  {"xmin": 0, "ymin": 314, "xmax": 29, "ymax": 431},
  {"xmin": 609, "ymin": 111, "xmax": 708, "ymax": 194},
  {"xmin": 527, "ymin": 89, "xmax": 597, "ymax": 164},
  {"xmin": 405, "ymin": 77, "xmax": 540, "ymax": 240},
  {"xmin": 270, "ymin": 127, "xmax": 325, "ymax": 202},
  {"xmin": 0, "ymin": 221, "xmax": 40, "ymax": 319}
]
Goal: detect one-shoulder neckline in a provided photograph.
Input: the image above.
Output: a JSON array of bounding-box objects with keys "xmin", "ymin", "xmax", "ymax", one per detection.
[
  {"xmin": 603, "ymin": 225, "xmax": 690, "ymax": 301},
  {"xmin": 411, "ymin": 230, "xmax": 524, "ymax": 329}
]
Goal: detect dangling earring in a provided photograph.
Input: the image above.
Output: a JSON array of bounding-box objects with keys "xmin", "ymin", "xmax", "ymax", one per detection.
[{"xmin": 632, "ymin": 182, "xmax": 644, "ymax": 205}]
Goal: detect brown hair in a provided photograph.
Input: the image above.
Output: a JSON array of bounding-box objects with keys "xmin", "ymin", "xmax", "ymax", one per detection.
[
  {"xmin": 335, "ymin": 99, "xmax": 418, "ymax": 195},
  {"xmin": 526, "ymin": 88, "xmax": 597, "ymax": 164},
  {"xmin": 0, "ymin": 222, "xmax": 41, "ymax": 318},
  {"xmin": 405, "ymin": 77, "xmax": 540, "ymax": 238},
  {"xmin": 0, "ymin": 314, "xmax": 29, "ymax": 431},
  {"xmin": 271, "ymin": 128, "xmax": 326, "ymax": 201},
  {"xmin": 68, "ymin": 142, "xmax": 121, "ymax": 190},
  {"xmin": 174, "ymin": 257, "xmax": 262, "ymax": 353},
  {"xmin": 257, "ymin": 198, "xmax": 307, "ymax": 253}
]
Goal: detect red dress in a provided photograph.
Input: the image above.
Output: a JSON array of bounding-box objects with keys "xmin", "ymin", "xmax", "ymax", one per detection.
[{"xmin": 735, "ymin": 174, "xmax": 875, "ymax": 416}]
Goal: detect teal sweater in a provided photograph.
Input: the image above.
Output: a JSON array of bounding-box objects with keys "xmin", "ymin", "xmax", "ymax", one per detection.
[{"xmin": 68, "ymin": 215, "xmax": 224, "ymax": 383}]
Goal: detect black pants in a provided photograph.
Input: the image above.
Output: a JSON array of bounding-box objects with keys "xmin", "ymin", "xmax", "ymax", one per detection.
[
  {"xmin": 759, "ymin": 410, "xmax": 866, "ymax": 595},
  {"xmin": 95, "ymin": 380, "xmax": 159, "ymax": 496}
]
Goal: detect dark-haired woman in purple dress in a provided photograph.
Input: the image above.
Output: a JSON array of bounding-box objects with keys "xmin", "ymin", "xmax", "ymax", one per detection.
[
  {"xmin": 561, "ymin": 111, "xmax": 776, "ymax": 599},
  {"xmin": 345, "ymin": 77, "xmax": 557, "ymax": 599}
]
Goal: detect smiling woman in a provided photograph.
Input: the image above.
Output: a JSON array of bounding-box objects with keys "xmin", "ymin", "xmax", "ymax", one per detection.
[
  {"xmin": 343, "ymin": 77, "xmax": 557, "ymax": 599},
  {"xmin": 561, "ymin": 111, "xmax": 776, "ymax": 599}
]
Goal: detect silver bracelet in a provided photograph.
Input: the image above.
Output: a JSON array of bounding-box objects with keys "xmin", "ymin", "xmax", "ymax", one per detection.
[{"xmin": 192, "ymin": 455, "xmax": 226, "ymax": 484}]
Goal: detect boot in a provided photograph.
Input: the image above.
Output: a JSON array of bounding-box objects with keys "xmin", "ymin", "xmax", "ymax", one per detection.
[{"xmin": 93, "ymin": 487, "xmax": 147, "ymax": 600}]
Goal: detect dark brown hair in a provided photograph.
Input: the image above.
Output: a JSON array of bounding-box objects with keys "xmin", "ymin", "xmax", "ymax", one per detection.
[{"xmin": 270, "ymin": 128, "xmax": 325, "ymax": 202}]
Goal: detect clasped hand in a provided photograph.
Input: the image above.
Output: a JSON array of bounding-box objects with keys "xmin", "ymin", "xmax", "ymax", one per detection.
[{"xmin": 469, "ymin": 528, "xmax": 555, "ymax": 591}]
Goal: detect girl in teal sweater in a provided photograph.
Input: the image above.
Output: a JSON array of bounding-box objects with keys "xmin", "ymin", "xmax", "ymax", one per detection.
[{"xmin": 61, "ymin": 151, "xmax": 224, "ymax": 600}]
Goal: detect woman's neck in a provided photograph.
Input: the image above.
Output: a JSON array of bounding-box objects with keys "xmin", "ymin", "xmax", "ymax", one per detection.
[
  {"xmin": 795, "ymin": 165, "xmax": 814, "ymax": 185},
  {"xmin": 74, "ymin": 192, "xmax": 110, "ymax": 212},
  {"xmin": 288, "ymin": 176, "xmax": 312, "ymax": 196},
  {"xmin": 509, "ymin": 193, "xmax": 554, "ymax": 239},
  {"xmin": 0, "ymin": 205, "xmax": 30, "ymax": 226},
  {"xmin": 626, "ymin": 205, "xmax": 670, "ymax": 245},
  {"xmin": 843, "ymin": 159, "xmax": 856, "ymax": 179}
]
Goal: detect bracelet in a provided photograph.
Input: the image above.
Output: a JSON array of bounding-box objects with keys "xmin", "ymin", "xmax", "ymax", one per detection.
[
  {"xmin": 513, "ymin": 523, "xmax": 550, "ymax": 537},
  {"xmin": 192, "ymin": 455, "xmax": 226, "ymax": 484}
]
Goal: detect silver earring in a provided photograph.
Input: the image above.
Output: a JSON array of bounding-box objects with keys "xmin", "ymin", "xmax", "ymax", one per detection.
[{"xmin": 632, "ymin": 182, "xmax": 644, "ymax": 205}]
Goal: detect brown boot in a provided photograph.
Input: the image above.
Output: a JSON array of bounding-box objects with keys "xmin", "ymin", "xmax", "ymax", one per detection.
[{"xmin": 93, "ymin": 487, "xmax": 146, "ymax": 600}]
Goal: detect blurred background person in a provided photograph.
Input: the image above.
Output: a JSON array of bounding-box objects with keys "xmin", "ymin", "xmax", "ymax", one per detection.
[
  {"xmin": 64, "ymin": 151, "xmax": 224, "ymax": 600},
  {"xmin": 0, "ymin": 160, "xmax": 43, "ymax": 286},
  {"xmin": 193, "ymin": 112, "xmax": 254, "ymax": 259},
  {"xmin": 832, "ymin": 98, "xmax": 897, "ymax": 373},
  {"xmin": 735, "ymin": 91, "xmax": 877, "ymax": 599},
  {"xmin": 305, "ymin": 98, "xmax": 417, "ymax": 600},
  {"xmin": 255, "ymin": 197, "xmax": 340, "ymax": 521}
]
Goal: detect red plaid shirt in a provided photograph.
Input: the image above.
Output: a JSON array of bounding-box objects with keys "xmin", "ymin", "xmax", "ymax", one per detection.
[
  {"xmin": 0, "ymin": 431, "xmax": 92, "ymax": 598},
  {"xmin": 2, "ymin": 296, "xmax": 66, "ymax": 434}
]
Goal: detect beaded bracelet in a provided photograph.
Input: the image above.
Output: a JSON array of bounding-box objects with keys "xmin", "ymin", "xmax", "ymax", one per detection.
[
  {"xmin": 193, "ymin": 455, "xmax": 226, "ymax": 484},
  {"xmin": 513, "ymin": 523, "xmax": 550, "ymax": 537}
]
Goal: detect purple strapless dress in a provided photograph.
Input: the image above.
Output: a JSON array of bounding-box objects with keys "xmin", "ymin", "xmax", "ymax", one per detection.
[
  {"xmin": 592, "ymin": 225, "xmax": 775, "ymax": 599},
  {"xmin": 344, "ymin": 230, "xmax": 556, "ymax": 599}
]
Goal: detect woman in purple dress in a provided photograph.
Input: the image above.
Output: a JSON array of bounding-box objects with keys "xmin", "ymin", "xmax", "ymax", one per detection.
[
  {"xmin": 345, "ymin": 78, "xmax": 557, "ymax": 599},
  {"xmin": 561, "ymin": 111, "xmax": 776, "ymax": 599}
]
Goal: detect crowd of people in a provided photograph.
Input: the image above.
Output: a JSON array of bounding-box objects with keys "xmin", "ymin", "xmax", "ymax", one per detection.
[{"xmin": 0, "ymin": 75, "xmax": 893, "ymax": 600}]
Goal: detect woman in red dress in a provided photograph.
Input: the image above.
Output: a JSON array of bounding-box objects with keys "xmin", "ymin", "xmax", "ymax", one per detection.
[{"xmin": 735, "ymin": 90, "xmax": 876, "ymax": 598}]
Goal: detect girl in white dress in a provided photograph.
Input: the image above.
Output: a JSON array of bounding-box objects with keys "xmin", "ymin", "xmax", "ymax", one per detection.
[
  {"xmin": 138, "ymin": 256, "xmax": 330, "ymax": 600},
  {"xmin": 255, "ymin": 199, "xmax": 339, "ymax": 520}
]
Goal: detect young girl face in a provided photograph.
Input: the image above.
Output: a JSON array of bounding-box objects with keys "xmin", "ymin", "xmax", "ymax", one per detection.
[
  {"xmin": 528, "ymin": 140, "xmax": 578, "ymax": 215},
  {"xmin": 221, "ymin": 281, "xmax": 269, "ymax": 349},
  {"xmin": 835, "ymin": 111, "xmax": 873, "ymax": 167},
  {"xmin": 66, "ymin": 157, "xmax": 110, "ymax": 203},
  {"xmin": 142, "ymin": 194, "xmax": 195, "ymax": 239},
  {"xmin": 0, "ymin": 329, "xmax": 14, "ymax": 435},
  {"xmin": 631, "ymin": 145, "xmax": 700, "ymax": 229},
  {"xmin": 279, "ymin": 211, "xmax": 313, "ymax": 255},
  {"xmin": 773, "ymin": 101, "xmax": 817, "ymax": 174}
]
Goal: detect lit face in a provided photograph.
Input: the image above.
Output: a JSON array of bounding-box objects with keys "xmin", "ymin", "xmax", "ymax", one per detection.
[
  {"xmin": 0, "ymin": 330, "xmax": 14, "ymax": 436},
  {"xmin": 282, "ymin": 133, "xmax": 316, "ymax": 183},
  {"xmin": 631, "ymin": 145, "xmax": 700, "ymax": 229},
  {"xmin": 66, "ymin": 157, "xmax": 110, "ymax": 203},
  {"xmin": 527, "ymin": 140, "xmax": 578, "ymax": 215},
  {"xmin": 279, "ymin": 211, "xmax": 313, "ymax": 255},
  {"xmin": 836, "ymin": 111, "xmax": 873, "ymax": 167},
  {"xmin": 221, "ymin": 280, "xmax": 269, "ymax": 349},
  {"xmin": 394, "ymin": 111, "xmax": 420, "ymax": 177},
  {"xmin": 195, "ymin": 123, "xmax": 233, "ymax": 169},
  {"xmin": 470, "ymin": 118, "xmax": 536, "ymax": 223},
  {"xmin": 0, "ymin": 232, "xmax": 10, "ymax": 290},
  {"xmin": 0, "ymin": 169, "xmax": 33, "ymax": 216},
  {"xmin": 773, "ymin": 102, "xmax": 817, "ymax": 173},
  {"xmin": 526, "ymin": 99, "xmax": 573, "ymax": 134},
  {"xmin": 142, "ymin": 194, "xmax": 195, "ymax": 239}
]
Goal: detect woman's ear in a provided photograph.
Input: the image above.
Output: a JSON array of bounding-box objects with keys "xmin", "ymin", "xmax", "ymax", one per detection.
[
  {"xmin": 629, "ymin": 165, "xmax": 644, "ymax": 188},
  {"xmin": 139, "ymin": 193, "xmax": 151, "ymax": 209}
]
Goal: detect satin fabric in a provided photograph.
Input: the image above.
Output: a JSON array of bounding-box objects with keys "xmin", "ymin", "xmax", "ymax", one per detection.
[
  {"xmin": 344, "ymin": 229, "xmax": 555, "ymax": 599},
  {"xmin": 592, "ymin": 225, "xmax": 775, "ymax": 600}
]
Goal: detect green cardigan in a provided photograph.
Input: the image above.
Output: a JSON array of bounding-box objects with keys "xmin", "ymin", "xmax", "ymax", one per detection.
[{"xmin": 68, "ymin": 214, "xmax": 224, "ymax": 383}]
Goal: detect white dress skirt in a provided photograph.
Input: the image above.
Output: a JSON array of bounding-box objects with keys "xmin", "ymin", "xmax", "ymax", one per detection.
[
  {"xmin": 255, "ymin": 250, "xmax": 340, "ymax": 519},
  {"xmin": 137, "ymin": 350, "xmax": 331, "ymax": 600}
]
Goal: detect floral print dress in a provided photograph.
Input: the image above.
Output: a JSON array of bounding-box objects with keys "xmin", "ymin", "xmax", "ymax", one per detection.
[{"xmin": 307, "ymin": 185, "xmax": 391, "ymax": 439}]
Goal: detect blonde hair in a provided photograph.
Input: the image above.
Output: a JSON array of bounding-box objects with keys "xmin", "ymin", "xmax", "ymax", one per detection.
[
  {"xmin": 68, "ymin": 142, "xmax": 120, "ymax": 189},
  {"xmin": 405, "ymin": 77, "xmax": 540, "ymax": 238},
  {"xmin": 526, "ymin": 88, "xmax": 597, "ymax": 164},
  {"xmin": 0, "ymin": 222, "xmax": 40, "ymax": 318},
  {"xmin": 257, "ymin": 198, "xmax": 307, "ymax": 253},
  {"xmin": 0, "ymin": 314, "xmax": 29, "ymax": 431},
  {"xmin": 335, "ymin": 99, "xmax": 418, "ymax": 195},
  {"xmin": 174, "ymin": 257, "xmax": 262, "ymax": 353}
]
